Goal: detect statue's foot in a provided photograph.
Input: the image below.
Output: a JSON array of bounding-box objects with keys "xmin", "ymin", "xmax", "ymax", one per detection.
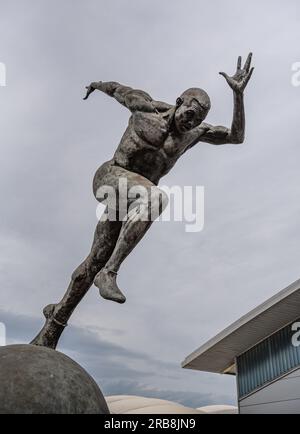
[
  {"xmin": 31, "ymin": 304, "xmax": 62, "ymax": 349},
  {"xmin": 94, "ymin": 269, "xmax": 126, "ymax": 304}
]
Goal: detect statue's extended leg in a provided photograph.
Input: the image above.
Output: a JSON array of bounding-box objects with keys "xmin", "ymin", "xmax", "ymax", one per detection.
[
  {"xmin": 31, "ymin": 216, "xmax": 122, "ymax": 349},
  {"xmin": 94, "ymin": 186, "xmax": 168, "ymax": 303}
]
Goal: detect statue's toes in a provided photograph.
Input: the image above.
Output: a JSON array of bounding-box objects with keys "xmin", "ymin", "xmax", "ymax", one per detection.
[
  {"xmin": 113, "ymin": 291, "xmax": 126, "ymax": 304},
  {"xmin": 99, "ymin": 288, "xmax": 126, "ymax": 304},
  {"xmin": 99, "ymin": 287, "xmax": 126, "ymax": 304}
]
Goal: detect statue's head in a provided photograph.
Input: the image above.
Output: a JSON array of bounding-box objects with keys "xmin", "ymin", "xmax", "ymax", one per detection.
[{"xmin": 174, "ymin": 88, "xmax": 211, "ymax": 133}]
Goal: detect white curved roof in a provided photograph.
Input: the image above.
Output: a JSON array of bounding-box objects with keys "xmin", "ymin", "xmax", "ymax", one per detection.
[
  {"xmin": 106, "ymin": 396, "xmax": 204, "ymax": 414},
  {"xmin": 106, "ymin": 396, "xmax": 237, "ymax": 414},
  {"xmin": 198, "ymin": 405, "xmax": 238, "ymax": 414}
]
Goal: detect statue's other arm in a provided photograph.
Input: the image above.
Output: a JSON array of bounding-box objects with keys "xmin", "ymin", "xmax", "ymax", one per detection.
[
  {"xmin": 201, "ymin": 90, "xmax": 245, "ymax": 145},
  {"xmin": 84, "ymin": 81, "xmax": 172, "ymax": 113},
  {"xmin": 188, "ymin": 53, "xmax": 254, "ymax": 148}
]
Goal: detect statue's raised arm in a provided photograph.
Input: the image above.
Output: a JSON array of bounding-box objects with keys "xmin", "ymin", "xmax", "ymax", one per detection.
[{"xmin": 188, "ymin": 53, "xmax": 254, "ymax": 148}]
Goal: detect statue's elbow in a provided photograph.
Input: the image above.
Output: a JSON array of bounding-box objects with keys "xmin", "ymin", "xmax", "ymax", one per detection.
[{"xmin": 231, "ymin": 135, "xmax": 244, "ymax": 145}]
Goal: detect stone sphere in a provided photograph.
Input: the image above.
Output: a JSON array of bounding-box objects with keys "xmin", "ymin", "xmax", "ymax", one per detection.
[{"xmin": 0, "ymin": 344, "xmax": 110, "ymax": 414}]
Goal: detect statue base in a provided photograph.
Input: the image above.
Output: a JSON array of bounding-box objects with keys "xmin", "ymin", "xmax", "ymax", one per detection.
[{"xmin": 0, "ymin": 344, "xmax": 110, "ymax": 414}]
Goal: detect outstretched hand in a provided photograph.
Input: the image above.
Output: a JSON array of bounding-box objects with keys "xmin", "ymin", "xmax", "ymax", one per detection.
[
  {"xmin": 219, "ymin": 53, "xmax": 254, "ymax": 94},
  {"xmin": 83, "ymin": 82, "xmax": 101, "ymax": 100}
]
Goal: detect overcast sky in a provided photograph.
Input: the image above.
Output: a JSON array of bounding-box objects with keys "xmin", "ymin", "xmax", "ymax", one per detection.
[{"xmin": 1, "ymin": 0, "xmax": 300, "ymax": 408}]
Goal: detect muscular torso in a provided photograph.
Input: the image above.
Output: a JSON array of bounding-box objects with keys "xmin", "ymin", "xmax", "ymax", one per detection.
[{"xmin": 112, "ymin": 110, "xmax": 193, "ymax": 184}]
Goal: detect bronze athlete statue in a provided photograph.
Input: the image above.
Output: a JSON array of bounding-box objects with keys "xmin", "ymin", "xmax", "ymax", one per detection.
[{"xmin": 31, "ymin": 53, "xmax": 254, "ymax": 349}]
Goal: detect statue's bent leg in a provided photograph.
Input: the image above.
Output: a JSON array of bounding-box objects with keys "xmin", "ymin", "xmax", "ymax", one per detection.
[
  {"xmin": 31, "ymin": 215, "xmax": 122, "ymax": 349},
  {"xmin": 94, "ymin": 175, "xmax": 169, "ymax": 303}
]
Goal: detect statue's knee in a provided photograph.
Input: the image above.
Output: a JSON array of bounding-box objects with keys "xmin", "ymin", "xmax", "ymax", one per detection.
[
  {"xmin": 129, "ymin": 186, "xmax": 168, "ymax": 220},
  {"xmin": 159, "ymin": 189, "xmax": 169, "ymax": 212},
  {"xmin": 148, "ymin": 188, "xmax": 169, "ymax": 220},
  {"xmin": 153, "ymin": 188, "xmax": 169, "ymax": 212}
]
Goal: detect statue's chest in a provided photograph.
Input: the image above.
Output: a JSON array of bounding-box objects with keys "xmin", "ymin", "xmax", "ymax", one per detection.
[
  {"xmin": 132, "ymin": 113, "xmax": 187, "ymax": 157},
  {"xmin": 132, "ymin": 112, "xmax": 169, "ymax": 147},
  {"xmin": 162, "ymin": 134, "xmax": 188, "ymax": 158}
]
